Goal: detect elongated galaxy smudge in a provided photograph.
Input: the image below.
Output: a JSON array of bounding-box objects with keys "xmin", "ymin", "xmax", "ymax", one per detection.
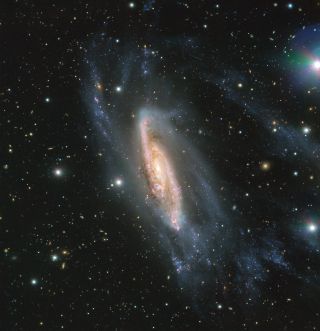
[{"xmin": 139, "ymin": 112, "xmax": 182, "ymax": 231}]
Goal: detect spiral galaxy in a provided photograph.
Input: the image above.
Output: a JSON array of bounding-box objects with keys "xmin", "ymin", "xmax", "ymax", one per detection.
[
  {"xmin": 83, "ymin": 27, "xmax": 320, "ymax": 320},
  {"xmin": 139, "ymin": 111, "xmax": 182, "ymax": 231},
  {"xmin": 6, "ymin": 2, "xmax": 320, "ymax": 330}
]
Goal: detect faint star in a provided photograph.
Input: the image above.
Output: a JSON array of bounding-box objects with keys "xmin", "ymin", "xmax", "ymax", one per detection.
[
  {"xmin": 51, "ymin": 254, "xmax": 58, "ymax": 262},
  {"xmin": 31, "ymin": 278, "xmax": 38, "ymax": 285},
  {"xmin": 260, "ymin": 161, "xmax": 271, "ymax": 171}
]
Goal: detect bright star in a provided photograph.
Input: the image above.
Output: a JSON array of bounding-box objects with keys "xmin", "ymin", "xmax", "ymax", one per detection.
[
  {"xmin": 312, "ymin": 60, "xmax": 320, "ymax": 71},
  {"xmin": 31, "ymin": 278, "xmax": 38, "ymax": 285},
  {"xmin": 303, "ymin": 127, "xmax": 311, "ymax": 135},
  {"xmin": 45, "ymin": 97, "xmax": 50, "ymax": 103},
  {"xmin": 308, "ymin": 223, "xmax": 317, "ymax": 232},
  {"xmin": 54, "ymin": 168, "xmax": 63, "ymax": 176},
  {"xmin": 115, "ymin": 178, "xmax": 123, "ymax": 186},
  {"xmin": 115, "ymin": 86, "xmax": 122, "ymax": 93}
]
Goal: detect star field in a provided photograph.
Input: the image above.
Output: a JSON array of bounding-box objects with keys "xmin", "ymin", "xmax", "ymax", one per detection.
[{"xmin": 2, "ymin": 1, "xmax": 320, "ymax": 330}]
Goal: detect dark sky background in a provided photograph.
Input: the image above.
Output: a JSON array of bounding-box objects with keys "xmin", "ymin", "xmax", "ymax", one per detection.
[{"xmin": 2, "ymin": 1, "xmax": 320, "ymax": 330}]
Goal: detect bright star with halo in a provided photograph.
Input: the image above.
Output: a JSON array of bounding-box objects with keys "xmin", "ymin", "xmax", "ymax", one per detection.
[
  {"xmin": 115, "ymin": 178, "xmax": 123, "ymax": 186},
  {"xmin": 308, "ymin": 223, "xmax": 317, "ymax": 233},
  {"xmin": 312, "ymin": 60, "xmax": 320, "ymax": 71},
  {"xmin": 54, "ymin": 168, "xmax": 63, "ymax": 177}
]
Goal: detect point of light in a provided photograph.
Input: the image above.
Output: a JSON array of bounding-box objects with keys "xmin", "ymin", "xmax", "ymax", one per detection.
[
  {"xmin": 54, "ymin": 168, "xmax": 63, "ymax": 176},
  {"xmin": 260, "ymin": 161, "xmax": 271, "ymax": 171},
  {"xmin": 115, "ymin": 178, "xmax": 123, "ymax": 186},
  {"xmin": 45, "ymin": 97, "xmax": 50, "ymax": 103},
  {"xmin": 115, "ymin": 86, "xmax": 122, "ymax": 92},
  {"xmin": 51, "ymin": 254, "xmax": 58, "ymax": 262},
  {"xmin": 129, "ymin": 2, "xmax": 135, "ymax": 8},
  {"xmin": 303, "ymin": 126, "xmax": 311, "ymax": 135},
  {"xmin": 308, "ymin": 223, "xmax": 317, "ymax": 233},
  {"xmin": 287, "ymin": 3, "xmax": 293, "ymax": 9},
  {"xmin": 312, "ymin": 60, "xmax": 320, "ymax": 71},
  {"xmin": 31, "ymin": 278, "xmax": 38, "ymax": 285}
]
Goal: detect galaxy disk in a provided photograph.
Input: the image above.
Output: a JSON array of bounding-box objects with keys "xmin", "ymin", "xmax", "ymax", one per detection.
[{"xmin": 139, "ymin": 112, "xmax": 182, "ymax": 231}]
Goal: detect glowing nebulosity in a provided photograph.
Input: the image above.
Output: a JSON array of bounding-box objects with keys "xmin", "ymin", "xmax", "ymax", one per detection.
[{"xmin": 139, "ymin": 114, "xmax": 182, "ymax": 231}]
